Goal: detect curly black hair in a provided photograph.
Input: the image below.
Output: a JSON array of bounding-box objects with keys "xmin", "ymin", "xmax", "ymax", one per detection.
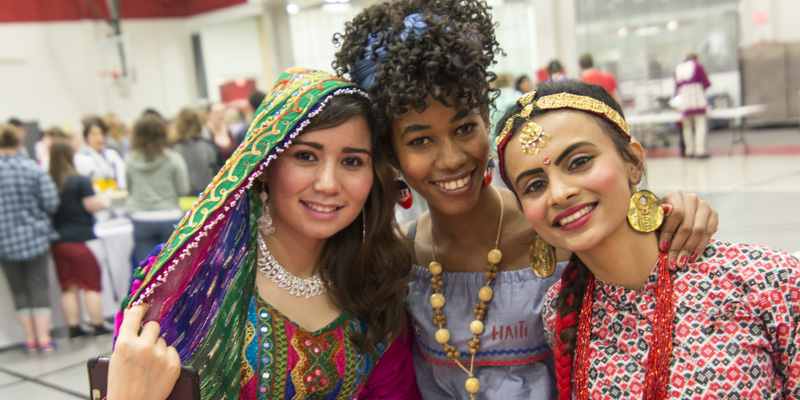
[{"xmin": 333, "ymin": 0, "xmax": 502, "ymax": 157}]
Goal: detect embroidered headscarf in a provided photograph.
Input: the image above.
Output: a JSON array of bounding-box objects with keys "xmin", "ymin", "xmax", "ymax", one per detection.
[{"xmin": 116, "ymin": 67, "xmax": 368, "ymax": 399}]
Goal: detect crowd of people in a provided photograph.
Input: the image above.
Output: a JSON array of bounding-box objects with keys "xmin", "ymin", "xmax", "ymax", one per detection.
[{"xmin": 0, "ymin": 96, "xmax": 264, "ymax": 352}]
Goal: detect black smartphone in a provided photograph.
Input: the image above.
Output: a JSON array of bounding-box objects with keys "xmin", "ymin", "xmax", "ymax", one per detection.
[{"xmin": 87, "ymin": 356, "xmax": 200, "ymax": 400}]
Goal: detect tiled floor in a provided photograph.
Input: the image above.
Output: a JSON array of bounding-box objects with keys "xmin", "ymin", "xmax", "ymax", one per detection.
[
  {"xmin": 0, "ymin": 334, "xmax": 112, "ymax": 399},
  {"xmin": 0, "ymin": 125, "xmax": 798, "ymax": 399}
]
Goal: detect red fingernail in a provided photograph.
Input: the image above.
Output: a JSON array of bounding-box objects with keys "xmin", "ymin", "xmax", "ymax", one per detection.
[
  {"xmin": 661, "ymin": 239, "xmax": 670, "ymax": 252},
  {"xmin": 670, "ymin": 257, "xmax": 677, "ymax": 269},
  {"xmin": 679, "ymin": 255, "xmax": 688, "ymax": 267},
  {"xmin": 662, "ymin": 204, "xmax": 671, "ymax": 214},
  {"xmin": 690, "ymin": 252, "xmax": 698, "ymax": 263}
]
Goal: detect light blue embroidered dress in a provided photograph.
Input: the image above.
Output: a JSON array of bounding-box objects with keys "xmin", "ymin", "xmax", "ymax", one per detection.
[{"xmin": 405, "ymin": 224, "xmax": 568, "ymax": 399}]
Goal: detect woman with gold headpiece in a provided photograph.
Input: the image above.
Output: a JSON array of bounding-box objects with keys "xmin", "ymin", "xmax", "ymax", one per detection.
[
  {"xmin": 497, "ymin": 80, "xmax": 800, "ymax": 399},
  {"xmin": 333, "ymin": 0, "xmax": 719, "ymax": 398},
  {"xmin": 106, "ymin": 67, "xmax": 421, "ymax": 400}
]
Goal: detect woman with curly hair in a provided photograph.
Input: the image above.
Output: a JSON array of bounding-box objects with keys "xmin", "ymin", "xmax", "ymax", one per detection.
[{"xmin": 333, "ymin": 0, "xmax": 718, "ymax": 398}]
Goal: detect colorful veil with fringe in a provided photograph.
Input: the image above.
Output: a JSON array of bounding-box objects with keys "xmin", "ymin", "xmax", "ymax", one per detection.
[{"xmin": 115, "ymin": 67, "xmax": 368, "ymax": 399}]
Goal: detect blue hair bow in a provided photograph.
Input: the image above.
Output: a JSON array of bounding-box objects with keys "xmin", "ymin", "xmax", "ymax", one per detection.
[{"xmin": 351, "ymin": 13, "xmax": 430, "ymax": 89}]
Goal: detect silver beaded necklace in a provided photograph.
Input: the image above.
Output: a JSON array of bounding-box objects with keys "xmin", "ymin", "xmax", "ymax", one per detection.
[{"xmin": 256, "ymin": 234, "xmax": 326, "ymax": 299}]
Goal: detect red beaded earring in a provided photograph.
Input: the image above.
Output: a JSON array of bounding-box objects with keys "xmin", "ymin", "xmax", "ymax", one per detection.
[
  {"xmin": 397, "ymin": 175, "xmax": 413, "ymax": 209},
  {"xmin": 484, "ymin": 156, "xmax": 495, "ymax": 187}
]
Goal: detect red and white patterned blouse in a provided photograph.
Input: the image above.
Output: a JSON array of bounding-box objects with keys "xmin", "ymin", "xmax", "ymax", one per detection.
[{"xmin": 543, "ymin": 240, "xmax": 800, "ymax": 399}]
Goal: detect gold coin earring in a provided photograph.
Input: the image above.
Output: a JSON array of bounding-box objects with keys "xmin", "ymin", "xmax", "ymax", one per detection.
[
  {"xmin": 627, "ymin": 190, "xmax": 664, "ymax": 233},
  {"xmin": 529, "ymin": 235, "xmax": 556, "ymax": 278}
]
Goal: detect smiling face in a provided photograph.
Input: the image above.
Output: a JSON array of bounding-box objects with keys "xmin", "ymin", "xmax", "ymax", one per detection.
[
  {"xmin": 391, "ymin": 100, "xmax": 491, "ymax": 215},
  {"xmin": 503, "ymin": 110, "xmax": 643, "ymax": 253},
  {"xmin": 265, "ymin": 116, "xmax": 374, "ymax": 243}
]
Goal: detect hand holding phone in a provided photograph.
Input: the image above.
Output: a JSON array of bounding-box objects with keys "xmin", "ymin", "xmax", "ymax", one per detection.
[
  {"xmin": 102, "ymin": 304, "xmax": 186, "ymax": 400},
  {"xmin": 88, "ymin": 357, "xmax": 199, "ymax": 400}
]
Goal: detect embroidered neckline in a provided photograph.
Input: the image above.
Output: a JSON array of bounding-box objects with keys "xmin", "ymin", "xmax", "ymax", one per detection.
[{"xmin": 254, "ymin": 286, "xmax": 350, "ymax": 336}]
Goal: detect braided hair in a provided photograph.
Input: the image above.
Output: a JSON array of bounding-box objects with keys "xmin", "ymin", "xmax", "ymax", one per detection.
[
  {"xmin": 333, "ymin": 0, "xmax": 503, "ymax": 162},
  {"xmin": 495, "ymin": 80, "xmax": 644, "ymax": 399},
  {"xmin": 553, "ymin": 256, "xmax": 590, "ymax": 400}
]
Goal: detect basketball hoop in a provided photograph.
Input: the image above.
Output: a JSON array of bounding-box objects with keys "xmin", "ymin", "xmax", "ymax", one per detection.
[{"xmin": 98, "ymin": 70, "xmax": 121, "ymax": 79}]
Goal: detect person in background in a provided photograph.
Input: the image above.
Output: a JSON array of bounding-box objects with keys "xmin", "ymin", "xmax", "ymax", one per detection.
[
  {"xmin": 491, "ymin": 73, "xmax": 523, "ymax": 154},
  {"xmin": 172, "ymin": 107, "xmax": 218, "ymax": 196},
  {"xmin": 204, "ymin": 102, "xmax": 237, "ymax": 167},
  {"xmin": 125, "ymin": 114, "xmax": 190, "ymax": 272},
  {"xmin": 0, "ymin": 124, "xmax": 59, "ymax": 351},
  {"xmin": 34, "ymin": 126, "xmax": 67, "ymax": 171},
  {"xmin": 578, "ymin": 53, "xmax": 619, "ymax": 102},
  {"xmin": 233, "ymin": 90, "xmax": 267, "ymax": 144},
  {"xmin": 246, "ymin": 90, "xmax": 266, "ymax": 121},
  {"xmin": 535, "ymin": 67, "xmax": 550, "ymax": 87},
  {"xmin": 48, "ymin": 137, "xmax": 112, "ymax": 338},
  {"xmin": 224, "ymin": 107, "xmax": 246, "ymax": 139},
  {"xmin": 546, "ymin": 59, "xmax": 567, "ymax": 82},
  {"xmin": 515, "ymin": 75, "xmax": 533, "ymax": 95},
  {"xmin": 74, "ymin": 117, "xmax": 127, "ymax": 191},
  {"xmin": 141, "ymin": 108, "xmax": 165, "ymax": 121},
  {"xmin": 103, "ymin": 112, "xmax": 130, "ymax": 157},
  {"xmin": 674, "ymin": 53, "xmax": 712, "ymax": 159},
  {"xmin": 7, "ymin": 118, "xmax": 30, "ymax": 158}
]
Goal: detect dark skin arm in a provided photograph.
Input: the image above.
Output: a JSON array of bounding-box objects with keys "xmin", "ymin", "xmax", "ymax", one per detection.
[
  {"xmin": 555, "ymin": 190, "xmax": 718, "ymax": 269},
  {"xmin": 659, "ymin": 190, "xmax": 718, "ymax": 270}
]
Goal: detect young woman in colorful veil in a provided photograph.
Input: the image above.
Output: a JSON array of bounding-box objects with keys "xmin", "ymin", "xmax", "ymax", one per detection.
[
  {"xmin": 106, "ymin": 67, "xmax": 421, "ymax": 400},
  {"xmin": 496, "ymin": 80, "xmax": 800, "ymax": 399},
  {"xmin": 333, "ymin": 0, "xmax": 719, "ymax": 398}
]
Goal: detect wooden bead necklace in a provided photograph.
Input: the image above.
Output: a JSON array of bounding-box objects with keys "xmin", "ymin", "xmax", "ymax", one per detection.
[
  {"xmin": 428, "ymin": 185, "xmax": 505, "ymax": 399},
  {"xmin": 574, "ymin": 252, "xmax": 674, "ymax": 399}
]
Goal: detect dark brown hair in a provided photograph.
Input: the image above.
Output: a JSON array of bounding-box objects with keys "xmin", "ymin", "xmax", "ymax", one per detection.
[
  {"xmin": 82, "ymin": 117, "xmax": 107, "ymax": 140},
  {"xmin": 579, "ymin": 53, "xmax": 594, "ymax": 69},
  {"xmin": 132, "ymin": 114, "xmax": 168, "ymax": 161},
  {"xmin": 264, "ymin": 93, "xmax": 413, "ymax": 351},
  {"xmin": 48, "ymin": 137, "xmax": 77, "ymax": 192}
]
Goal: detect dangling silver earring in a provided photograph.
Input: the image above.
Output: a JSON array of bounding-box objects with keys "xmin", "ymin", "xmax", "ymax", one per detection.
[
  {"xmin": 361, "ymin": 208, "xmax": 366, "ymax": 244},
  {"xmin": 258, "ymin": 186, "xmax": 275, "ymax": 236}
]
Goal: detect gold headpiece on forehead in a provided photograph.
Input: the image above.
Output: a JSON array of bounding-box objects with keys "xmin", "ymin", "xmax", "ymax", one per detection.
[
  {"xmin": 496, "ymin": 91, "xmax": 550, "ymax": 155},
  {"xmin": 495, "ymin": 91, "xmax": 630, "ymax": 155}
]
